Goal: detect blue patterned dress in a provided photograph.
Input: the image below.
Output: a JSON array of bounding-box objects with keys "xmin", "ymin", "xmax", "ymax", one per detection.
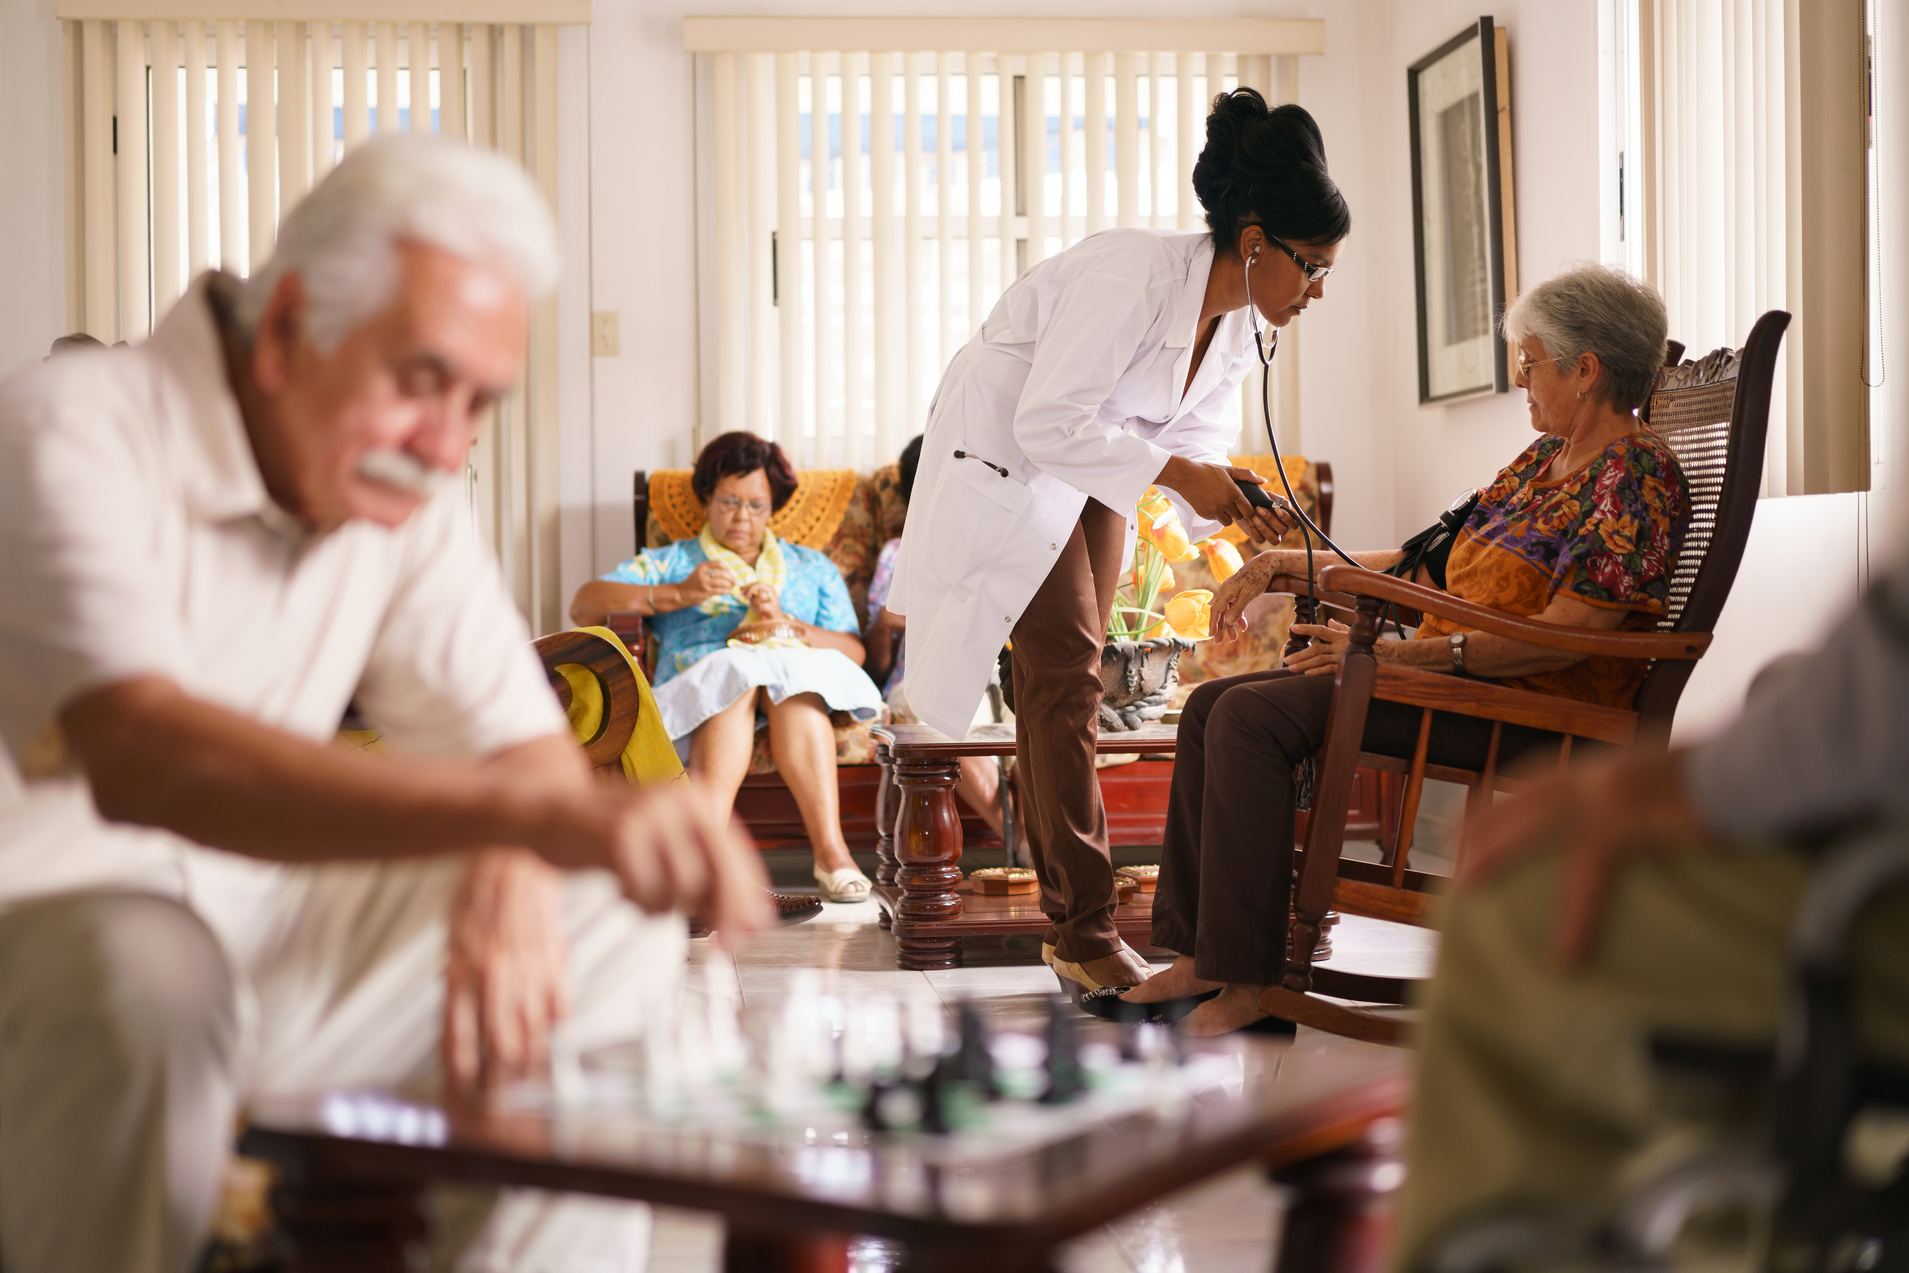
[{"xmin": 598, "ymin": 534, "xmax": 882, "ymax": 747}]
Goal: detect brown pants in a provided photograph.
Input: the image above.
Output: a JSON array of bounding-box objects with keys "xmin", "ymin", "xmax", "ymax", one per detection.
[
  {"xmin": 1150, "ymin": 668, "xmax": 1561, "ymax": 986},
  {"xmin": 1011, "ymin": 499, "xmax": 1127, "ymax": 961}
]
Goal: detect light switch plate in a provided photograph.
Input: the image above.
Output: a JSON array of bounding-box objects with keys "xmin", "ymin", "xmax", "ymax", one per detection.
[{"xmin": 591, "ymin": 310, "xmax": 620, "ymax": 357}]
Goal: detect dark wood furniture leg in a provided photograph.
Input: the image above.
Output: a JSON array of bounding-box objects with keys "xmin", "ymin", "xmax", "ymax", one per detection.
[
  {"xmin": 892, "ymin": 756, "xmax": 964, "ymax": 970},
  {"xmin": 874, "ymin": 741, "xmax": 899, "ymax": 890},
  {"xmin": 270, "ymin": 1177, "xmax": 427, "ymax": 1273},
  {"xmin": 722, "ymin": 1228, "xmax": 852, "ymax": 1272},
  {"xmin": 1267, "ymin": 1120, "xmax": 1405, "ymax": 1273}
]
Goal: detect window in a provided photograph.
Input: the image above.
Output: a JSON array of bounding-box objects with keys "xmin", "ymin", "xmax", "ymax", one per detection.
[
  {"xmin": 60, "ymin": 7, "xmax": 578, "ymax": 632},
  {"xmin": 686, "ymin": 18, "xmax": 1326, "ymax": 467},
  {"xmin": 1617, "ymin": 0, "xmax": 1871, "ymax": 496}
]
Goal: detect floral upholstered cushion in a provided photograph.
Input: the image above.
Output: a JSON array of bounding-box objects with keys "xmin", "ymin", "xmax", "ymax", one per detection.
[{"xmin": 871, "ymin": 462, "xmax": 908, "ymax": 548}]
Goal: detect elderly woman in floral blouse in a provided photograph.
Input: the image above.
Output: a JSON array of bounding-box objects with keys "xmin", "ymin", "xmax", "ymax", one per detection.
[
  {"xmin": 1112, "ymin": 263, "xmax": 1693, "ymax": 1034},
  {"xmin": 570, "ymin": 432, "xmax": 882, "ymax": 902}
]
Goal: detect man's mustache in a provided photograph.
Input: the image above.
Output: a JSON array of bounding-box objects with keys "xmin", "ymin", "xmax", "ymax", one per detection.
[{"xmin": 356, "ymin": 449, "xmax": 448, "ymax": 497}]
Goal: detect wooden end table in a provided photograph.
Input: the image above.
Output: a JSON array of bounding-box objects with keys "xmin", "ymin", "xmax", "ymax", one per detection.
[
  {"xmin": 239, "ymin": 1032, "xmax": 1410, "ymax": 1273},
  {"xmin": 870, "ymin": 722, "xmax": 1180, "ymax": 971}
]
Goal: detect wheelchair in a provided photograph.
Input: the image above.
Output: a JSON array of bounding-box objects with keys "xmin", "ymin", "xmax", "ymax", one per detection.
[{"xmin": 1424, "ymin": 830, "xmax": 1909, "ymax": 1273}]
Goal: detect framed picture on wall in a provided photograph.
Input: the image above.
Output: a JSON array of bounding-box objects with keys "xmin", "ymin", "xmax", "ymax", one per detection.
[{"xmin": 1409, "ymin": 17, "xmax": 1518, "ymax": 403}]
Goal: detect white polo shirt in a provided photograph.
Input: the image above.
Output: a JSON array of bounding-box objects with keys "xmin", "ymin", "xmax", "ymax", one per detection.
[{"xmin": 0, "ymin": 275, "xmax": 566, "ymax": 949}]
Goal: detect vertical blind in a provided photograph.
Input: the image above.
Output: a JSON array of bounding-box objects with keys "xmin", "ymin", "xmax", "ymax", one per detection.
[
  {"xmin": 687, "ymin": 19, "xmax": 1325, "ymax": 469},
  {"xmin": 59, "ymin": 8, "xmax": 580, "ymax": 633},
  {"xmin": 1637, "ymin": 0, "xmax": 1870, "ymax": 496}
]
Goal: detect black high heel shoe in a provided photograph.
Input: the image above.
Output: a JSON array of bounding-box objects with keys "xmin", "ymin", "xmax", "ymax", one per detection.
[{"xmin": 1078, "ymin": 985, "xmax": 1222, "ymax": 1023}]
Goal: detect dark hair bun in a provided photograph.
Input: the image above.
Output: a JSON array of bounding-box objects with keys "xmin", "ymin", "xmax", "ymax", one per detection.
[{"xmin": 1192, "ymin": 89, "xmax": 1350, "ymax": 252}]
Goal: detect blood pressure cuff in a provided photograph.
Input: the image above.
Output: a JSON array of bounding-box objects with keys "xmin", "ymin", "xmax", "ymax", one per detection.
[{"xmin": 1386, "ymin": 491, "xmax": 1482, "ymax": 593}]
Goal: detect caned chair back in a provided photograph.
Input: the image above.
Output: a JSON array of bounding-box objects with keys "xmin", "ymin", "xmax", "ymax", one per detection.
[{"xmin": 1631, "ymin": 310, "xmax": 1789, "ymax": 736}]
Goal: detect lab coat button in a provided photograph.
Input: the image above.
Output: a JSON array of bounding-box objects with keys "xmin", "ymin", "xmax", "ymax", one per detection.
[{"xmin": 1049, "ymin": 542, "xmax": 1058, "ymax": 550}]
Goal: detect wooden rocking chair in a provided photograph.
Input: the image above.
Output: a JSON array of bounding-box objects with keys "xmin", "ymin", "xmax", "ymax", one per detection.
[
  {"xmin": 1265, "ymin": 310, "xmax": 1791, "ymax": 1045},
  {"xmin": 533, "ymin": 628, "xmax": 643, "ymax": 777}
]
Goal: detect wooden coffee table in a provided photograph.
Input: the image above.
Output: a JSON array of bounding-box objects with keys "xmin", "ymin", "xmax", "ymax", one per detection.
[
  {"xmin": 870, "ymin": 722, "xmax": 1180, "ymax": 971},
  {"xmin": 240, "ymin": 1031, "xmax": 1410, "ymax": 1272}
]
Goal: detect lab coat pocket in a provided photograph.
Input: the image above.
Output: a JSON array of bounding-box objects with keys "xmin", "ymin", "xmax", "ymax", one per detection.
[{"xmin": 923, "ymin": 457, "xmax": 1031, "ymax": 587}]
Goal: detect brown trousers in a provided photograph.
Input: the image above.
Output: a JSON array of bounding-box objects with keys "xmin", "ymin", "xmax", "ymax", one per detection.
[
  {"xmin": 1150, "ymin": 668, "xmax": 1561, "ymax": 986},
  {"xmin": 1010, "ymin": 499, "xmax": 1127, "ymax": 961}
]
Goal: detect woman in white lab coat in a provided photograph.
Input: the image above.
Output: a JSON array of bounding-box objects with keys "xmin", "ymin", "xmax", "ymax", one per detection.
[{"xmin": 891, "ymin": 90, "xmax": 1349, "ymax": 997}]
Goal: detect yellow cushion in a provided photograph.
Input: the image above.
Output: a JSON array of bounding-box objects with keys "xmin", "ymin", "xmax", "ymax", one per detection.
[{"xmin": 648, "ymin": 468, "xmax": 860, "ymax": 551}]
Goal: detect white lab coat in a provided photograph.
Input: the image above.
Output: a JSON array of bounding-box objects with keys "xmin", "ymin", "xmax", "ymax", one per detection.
[{"xmin": 893, "ymin": 228, "xmax": 1257, "ymax": 739}]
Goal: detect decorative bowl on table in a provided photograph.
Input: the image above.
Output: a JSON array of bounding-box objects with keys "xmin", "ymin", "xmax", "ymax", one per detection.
[{"xmin": 969, "ymin": 867, "xmax": 1038, "ymax": 895}]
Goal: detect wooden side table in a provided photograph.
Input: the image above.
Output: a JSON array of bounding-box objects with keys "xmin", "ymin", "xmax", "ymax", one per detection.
[{"xmin": 871, "ymin": 723, "xmax": 1179, "ymax": 971}]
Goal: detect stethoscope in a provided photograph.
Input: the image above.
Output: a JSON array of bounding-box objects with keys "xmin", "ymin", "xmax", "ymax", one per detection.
[{"xmin": 1242, "ymin": 242, "xmax": 1363, "ymax": 579}]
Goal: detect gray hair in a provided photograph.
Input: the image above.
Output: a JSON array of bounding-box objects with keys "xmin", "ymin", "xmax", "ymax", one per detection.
[
  {"xmin": 1501, "ymin": 263, "xmax": 1669, "ymax": 413},
  {"xmin": 237, "ymin": 135, "xmax": 558, "ymax": 352}
]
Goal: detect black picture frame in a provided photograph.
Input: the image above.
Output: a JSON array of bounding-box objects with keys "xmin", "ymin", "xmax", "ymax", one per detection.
[{"xmin": 1409, "ymin": 17, "xmax": 1518, "ymax": 403}]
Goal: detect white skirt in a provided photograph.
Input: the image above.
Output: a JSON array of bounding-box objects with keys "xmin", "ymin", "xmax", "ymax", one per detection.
[{"xmin": 652, "ymin": 646, "xmax": 885, "ymax": 753}]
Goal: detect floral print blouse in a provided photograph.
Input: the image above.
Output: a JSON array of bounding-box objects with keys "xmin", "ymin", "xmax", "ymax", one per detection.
[{"xmin": 1416, "ymin": 432, "xmax": 1692, "ymax": 707}]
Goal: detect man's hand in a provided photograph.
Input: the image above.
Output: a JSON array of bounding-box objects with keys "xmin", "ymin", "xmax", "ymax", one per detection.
[
  {"xmin": 539, "ymin": 780, "xmax": 774, "ymax": 937},
  {"xmin": 444, "ymin": 848, "xmax": 568, "ymax": 1089},
  {"xmin": 1155, "ymin": 456, "xmax": 1298, "ymax": 543},
  {"xmin": 1461, "ymin": 748, "xmax": 1717, "ymax": 967}
]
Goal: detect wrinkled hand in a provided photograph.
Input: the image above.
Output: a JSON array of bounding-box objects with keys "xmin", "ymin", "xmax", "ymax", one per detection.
[
  {"xmin": 678, "ymin": 561, "xmax": 740, "ymax": 606},
  {"xmin": 543, "ymin": 779, "xmax": 773, "ymax": 937},
  {"xmin": 444, "ymin": 848, "xmax": 569, "ymax": 1090},
  {"xmin": 1210, "ymin": 552, "xmax": 1278, "ymax": 644},
  {"xmin": 1284, "ymin": 619, "xmax": 1354, "ymax": 676},
  {"xmin": 1460, "ymin": 749, "xmax": 1717, "ymax": 968}
]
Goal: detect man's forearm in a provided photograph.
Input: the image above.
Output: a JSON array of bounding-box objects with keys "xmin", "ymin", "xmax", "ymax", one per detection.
[{"xmin": 63, "ymin": 676, "xmax": 587, "ymax": 865}]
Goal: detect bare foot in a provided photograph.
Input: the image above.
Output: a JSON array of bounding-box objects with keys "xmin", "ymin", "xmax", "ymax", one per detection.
[
  {"xmin": 1061, "ymin": 942, "xmax": 1153, "ymax": 990},
  {"xmin": 1121, "ymin": 955, "xmax": 1222, "ymax": 1005},
  {"xmin": 1176, "ymin": 983, "xmax": 1277, "ymax": 1036}
]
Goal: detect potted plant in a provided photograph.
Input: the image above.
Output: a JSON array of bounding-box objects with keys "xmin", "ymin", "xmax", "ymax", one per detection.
[{"xmin": 1096, "ymin": 489, "xmax": 1244, "ymax": 731}]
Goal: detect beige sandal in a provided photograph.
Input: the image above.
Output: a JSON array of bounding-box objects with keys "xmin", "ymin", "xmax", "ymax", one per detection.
[{"xmin": 812, "ymin": 864, "xmax": 872, "ymax": 903}]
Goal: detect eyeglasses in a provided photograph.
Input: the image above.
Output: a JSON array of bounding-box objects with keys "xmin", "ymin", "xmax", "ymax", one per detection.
[
  {"xmin": 1514, "ymin": 352, "xmax": 1572, "ymax": 380},
  {"xmin": 711, "ymin": 496, "xmax": 772, "ymax": 516},
  {"xmin": 1265, "ymin": 234, "xmax": 1336, "ymax": 284}
]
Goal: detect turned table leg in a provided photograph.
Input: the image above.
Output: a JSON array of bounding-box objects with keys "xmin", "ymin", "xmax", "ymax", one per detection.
[
  {"xmin": 892, "ymin": 756, "xmax": 964, "ymax": 970},
  {"xmin": 874, "ymin": 742, "xmax": 899, "ymax": 890},
  {"xmin": 270, "ymin": 1178, "xmax": 428, "ymax": 1273},
  {"xmin": 722, "ymin": 1228, "xmax": 852, "ymax": 1272},
  {"xmin": 1268, "ymin": 1118, "xmax": 1405, "ymax": 1273}
]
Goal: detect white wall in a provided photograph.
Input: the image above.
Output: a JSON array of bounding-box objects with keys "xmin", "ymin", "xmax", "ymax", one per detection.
[{"xmin": 0, "ymin": 0, "xmax": 67, "ymax": 376}]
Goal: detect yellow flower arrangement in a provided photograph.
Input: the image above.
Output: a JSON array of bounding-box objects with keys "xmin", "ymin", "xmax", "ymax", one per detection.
[
  {"xmin": 1109, "ymin": 490, "xmax": 1229, "ymax": 642},
  {"xmin": 1200, "ymin": 537, "xmax": 1244, "ymax": 583}
]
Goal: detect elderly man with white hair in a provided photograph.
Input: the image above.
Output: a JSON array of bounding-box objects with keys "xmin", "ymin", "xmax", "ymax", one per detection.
[{"xmin": 0, "ymin": 136, "xmax": 770, "ymax": 1272}]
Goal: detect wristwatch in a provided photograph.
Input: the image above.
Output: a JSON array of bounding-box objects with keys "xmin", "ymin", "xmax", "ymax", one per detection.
[{"xmin": 1448, "ymin": 631, "xmax": 1468, "ymax": 675}]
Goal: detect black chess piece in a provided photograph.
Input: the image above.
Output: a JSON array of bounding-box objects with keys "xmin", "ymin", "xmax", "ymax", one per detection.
[
  {"xmin": 1040, "ymin": 997, "xmax": 1084, "ymax": 1104},
  {"xmin": 952, "ymin": 1002, "xmax": 996, "ymax": 1096}
]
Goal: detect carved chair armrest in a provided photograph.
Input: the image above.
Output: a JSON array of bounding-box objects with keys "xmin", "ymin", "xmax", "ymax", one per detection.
[
  {"xmin": 1263, "ymin": 573, "xmax": 1361, "ymax": 615},
  {"xmin": 1316, "ymin": 566, "xmax": 1711, "ymax": 661}
]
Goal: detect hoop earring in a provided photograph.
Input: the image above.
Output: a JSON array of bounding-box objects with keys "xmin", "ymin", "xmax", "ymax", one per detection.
[{"xmin": 1577, "ymin": 391, "xmax": 1586, "ymax": 401}]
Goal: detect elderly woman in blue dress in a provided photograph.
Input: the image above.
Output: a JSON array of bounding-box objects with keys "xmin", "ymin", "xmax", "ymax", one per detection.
[{"xmin": 570, "ymin": 432, "xmax": 882, "ymax": 901}]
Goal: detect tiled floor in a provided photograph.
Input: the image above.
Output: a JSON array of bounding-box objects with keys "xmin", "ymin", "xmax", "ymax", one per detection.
[{"xmin": 645, "ymin": 862, "xmax": 1435, "ymax": 1273}]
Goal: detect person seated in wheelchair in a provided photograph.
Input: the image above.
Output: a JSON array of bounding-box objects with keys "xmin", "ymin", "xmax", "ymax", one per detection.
[
  {"xmin": 1114, "ymin": 264, "xmax": 1694, "ymax": 1035},
  {"xmin": 569, "ymin": 431, "xmax": 884, "ymax": 903},
  {"xmin": 1391, "ymin": 551, "xmax": 1909, "ymax": 1273}
]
